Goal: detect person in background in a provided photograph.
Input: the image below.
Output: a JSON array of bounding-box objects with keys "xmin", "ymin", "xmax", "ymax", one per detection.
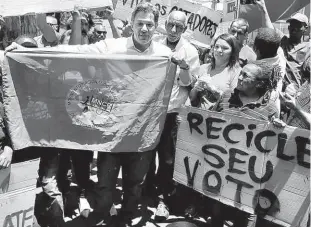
[
  {"xmin": 256, "ymin": 0, "xmax": 310, "ymax": 89},
  {"xmin": 190, "ymin": 33, "xmax": 241, "ymax": 110},
  {"xmin": 68, "ymin": 7, "xmax": 121, "ymax": 46},
  {"xmin": 197, "ymin": 46, "xmax": 212, "ymax": 65},
  {"xmin": 278, "ymin": 55, "xmax": 310, "ymax": 129},
  {"xmin": 215, "ymin": 60, "xmax": 281, "ymax": 120},
  {"xmin": 148, "ymin": 10, "xmax": 200, "ymax": 221},
  {"xmin": 89, "ymin": 24, "xmax": 107, "ymax": 43},
  {"xmin": 253, "ymin": 27, "xmax": 286, "ymax": 92},
  {"xmin": 60, "ymin": 11, "xmax": 93, "ymax": 45},
  {"xmin": 35, "ymin": 14, "xmax": 61, "ymax": 47},
  {"xmin": 228, "ymin": 18, "xmax": 257, "ymax": 67}
]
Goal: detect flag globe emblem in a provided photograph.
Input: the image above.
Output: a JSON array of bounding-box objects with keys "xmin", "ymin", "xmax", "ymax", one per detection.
[{"xmin": 66, "ymin": 79, "xmax": 119, "ymax": 129}]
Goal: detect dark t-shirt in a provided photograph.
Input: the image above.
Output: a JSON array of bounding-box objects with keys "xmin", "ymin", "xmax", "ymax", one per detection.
[{"xmin": 280, "ymin": 36, "xmax": 310, "ymax": 87}]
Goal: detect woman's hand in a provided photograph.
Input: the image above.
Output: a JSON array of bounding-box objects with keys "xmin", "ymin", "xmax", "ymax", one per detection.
[
  {"xmin": 193, "ymin": 81, "xmax": 207, "ymax": 93},
  {"xmin": 270, "ymin": 116, "xmax": 286, "ymax": 128},
  {"xmin": 280, "ymin": 92, "xmax": 297, "ymax": 110}
]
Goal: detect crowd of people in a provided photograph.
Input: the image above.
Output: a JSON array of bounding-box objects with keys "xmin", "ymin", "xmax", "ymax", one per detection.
[{"xmin": 0, "ymin": 0, "xmax": 310, "ymax": 226}]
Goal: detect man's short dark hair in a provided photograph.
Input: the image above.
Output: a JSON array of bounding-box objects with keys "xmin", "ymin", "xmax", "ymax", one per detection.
[
  {"xmin": 230, "ymin": 18, "xmax": 249, "ymax": 33},
  {"xmin": 131, "ymin": 1, "xmax": 159, "ymax": 25},
  {"xmin": 254, "ymin": 28, "xmax": 281, "ymax": 59}
]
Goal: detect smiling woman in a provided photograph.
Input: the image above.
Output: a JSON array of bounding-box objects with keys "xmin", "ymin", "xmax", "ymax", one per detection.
[{"xmin": 190, "ymin": 33, "xmax": 241, "ymax": 109}]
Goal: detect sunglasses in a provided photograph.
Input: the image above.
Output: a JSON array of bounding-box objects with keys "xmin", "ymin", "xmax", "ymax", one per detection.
[{"xmin": 96, "ymin": 31, "xmax": 107, "ymax": 35}]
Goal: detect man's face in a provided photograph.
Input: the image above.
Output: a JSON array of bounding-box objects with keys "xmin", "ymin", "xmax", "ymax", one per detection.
[
  {"xmin": 288, "ymin": 20, "xmax": 306, "ymax": 40},
  {"xmin": 132, "ymin": 11, "xmax": 157, "ymax": 47},
  {"xmin": 94, "ymin": 26, "xmax": 107, "ymax": 41},
  {"xmin": 46, "ymin": 16, "xmax": 58, "ymax": 32},
  {"xmin": 236, "ymin": 64, "xmax": 261, "ymax": 93},
  {"xmin": 165, "ymin": 15, "xmax": 186, "ymax": 43},
  {"xmin": 229, "ymin": 22, "xmax": 248, "ymax": 47}
]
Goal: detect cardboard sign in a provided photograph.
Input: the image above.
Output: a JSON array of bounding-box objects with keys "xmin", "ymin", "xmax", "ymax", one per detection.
[
  {"xmin": 192, "ymin": 6, "xmax": 223, "ymax": 45},
  {"xmin": 0, "ymin": 0, "xmax": 113, "ymax": 17},
  {"xmin": 223, "ymin": 0, "xmax": 237, "ymax": 21},
  {"xmin": 0, "ymin": 159, "xmax": 40, "ymax": 227},
  {"xmin": 174, "ymin": 107, "xmax": 310, "ymax": 227},
  {"xmin": 0, "ymin": 187, "xmax": 37, "ymax": 227},
  {"xmin": 114, "ymin": 0, "xmax": 222, "ymax": 45},
  {"xmin": 0, "ymin": 159, "xmax": 40, "ymax": 194}
]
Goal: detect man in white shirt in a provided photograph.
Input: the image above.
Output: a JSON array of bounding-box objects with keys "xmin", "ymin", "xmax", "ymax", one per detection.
[
  {"xmin": 6, "ymin": 2, "xmax": 191, "ymax": 226},
  {"xmin": 150, "ymin": 10, "xmax": 200, "ymax": 221}
]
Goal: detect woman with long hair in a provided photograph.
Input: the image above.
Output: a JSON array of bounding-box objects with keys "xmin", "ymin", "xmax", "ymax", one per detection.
[{"xmin": 190, "ymin": 33, "xmax": 241, "ymax": 109}]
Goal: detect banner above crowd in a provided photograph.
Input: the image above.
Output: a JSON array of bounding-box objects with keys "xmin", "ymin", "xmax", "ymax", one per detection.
[
  {"xmin": 113, "ymin": 0, "xmax": 222, "ymax": 45},
  {"xmin": 3, "ymin": 51, "xmax": 176, "ymax": 152},
  {"xmin": 174, "ymin": 107, "xmax": 310, "ymax": 227},
  {"xmin": 239, "ymin": 0, "xmax": 310, "ymax": 32},
  {"xmin": 0, "ymin": 0, "xmax": 113, "ymax": 17}
]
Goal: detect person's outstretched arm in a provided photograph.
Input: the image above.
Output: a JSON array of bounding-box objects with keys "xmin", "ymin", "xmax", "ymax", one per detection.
[
  {"xmin": 69, "ymin": 10, "xmax": 83, "ymax": 45},
  {"xmin": 255, "ymin": 0, "xmax": 274, "ymax": 29},
  {"xmin": 37, "ymin": 14, "xmax": 58, "ymax": 43}
]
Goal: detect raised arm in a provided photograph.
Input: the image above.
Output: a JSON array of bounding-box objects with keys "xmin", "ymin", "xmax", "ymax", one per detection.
[
  {"xmin": 105, "ymin": 7, "xmax": 122, "ymax": 39},
  {"xmin": 69, "ymin": 11, "xmax": 83, "ymax": 45},
  {"xmin": 36, "ymin": 14, "xmax": 58, "ymax": 43},
  {"xmin": 255, "ymin": 0, "xmax": 274, "ymax": 30}
]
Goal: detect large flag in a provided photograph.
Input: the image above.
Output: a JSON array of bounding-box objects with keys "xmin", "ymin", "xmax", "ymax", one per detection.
[
  {"xmin": 239, "ymin": 0, "xmax": 310, "ymax": 32},
  {"xmin": 3, "ymin": 50, "xmax": 176, "ymax": 152}
]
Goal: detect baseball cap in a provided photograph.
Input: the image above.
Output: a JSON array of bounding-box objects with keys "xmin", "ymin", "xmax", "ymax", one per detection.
[{"xmin": 286, "ymin": 13, "xmax": 309, "ymax": 26}]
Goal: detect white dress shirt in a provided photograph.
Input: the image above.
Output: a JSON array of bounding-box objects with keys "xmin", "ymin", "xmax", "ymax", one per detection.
[{"xmin": 154, "ymin": 36, "xmax": 200, "ymax": 113}]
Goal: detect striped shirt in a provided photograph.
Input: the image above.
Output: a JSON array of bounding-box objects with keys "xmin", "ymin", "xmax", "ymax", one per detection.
[
  {"xmin": 215, "ymin": 89, "xmax": 280, "ymax": 121},
  {"xmin": 287, "ymin": 81, "xmax": 310, "ymax": 129}
]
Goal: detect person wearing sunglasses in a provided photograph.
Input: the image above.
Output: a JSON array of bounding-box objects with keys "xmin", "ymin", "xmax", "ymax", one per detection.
[
  {"xmin": 150, "ymin": 10, "xmax": 200, "ymax": 222},
  {"xmin": 89, "ymin": 24, "xmax": 107, "ymax": 44},
  {"xmin": 228, "ymin": 18, "xmax": 257, "ymax": 67},
  {"xmin": 256, "ymin": 0, "xmax": 310, "ymax": 91},
  {"xmin": 35, "ymin": 14, "xmax": 61, "ymax": 48}
]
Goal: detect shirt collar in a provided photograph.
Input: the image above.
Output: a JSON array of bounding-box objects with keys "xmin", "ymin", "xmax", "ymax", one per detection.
[
  {"xmin": 228, "ymin": 89, "xmax": 268, "ymax": 109},
  {"xmin": 126, "ymin": 36, "xmax": 154, "ymax": 53},
  {"xmin": 165, "ymin": 36, "xmax": 185, "ymax": 52}
]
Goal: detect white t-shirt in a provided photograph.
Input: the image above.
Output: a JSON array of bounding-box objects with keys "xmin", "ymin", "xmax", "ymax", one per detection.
[
  {"xmin": 198, "ymin": 63, "xmax": 241, "ymax": 92},
  {"xmin": 262, "ymin": 47, "xmax": 287, "ymax": 92},
  {"xmin": 154, "ymin": 36, "xmax": 201, "ymax": 113}
]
